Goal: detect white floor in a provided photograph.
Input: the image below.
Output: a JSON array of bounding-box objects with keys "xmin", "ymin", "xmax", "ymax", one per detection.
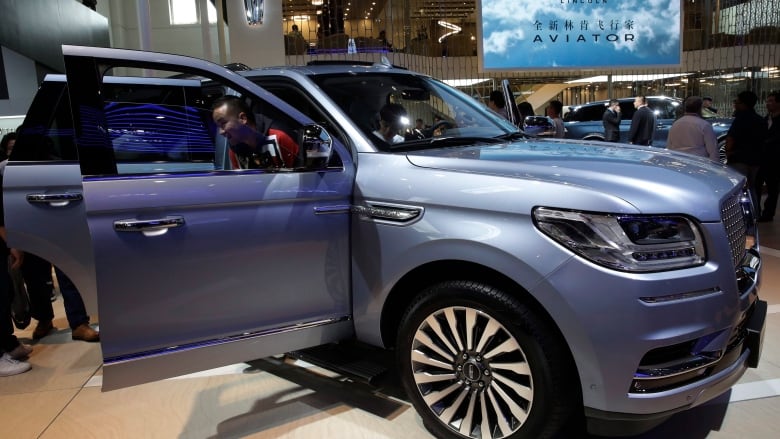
[{"xmin": 2, "ymin": 223, "xmax": 780, "ymax": 438}]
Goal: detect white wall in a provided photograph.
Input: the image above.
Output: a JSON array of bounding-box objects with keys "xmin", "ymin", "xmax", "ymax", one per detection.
[
  {"xmin": 0, "ymin": 46, "xmax": 39, "ymax": 121},
  {"xmin": 103, "ymin": 0, "xmax": 223, "ymax": 63},
  {"xmin": 98, "ymin": 0, "xmax": 285, "ymax": 68},
  {"xmin": 225, "ymin": 0, "xmax": 284, "ymax": 67}
]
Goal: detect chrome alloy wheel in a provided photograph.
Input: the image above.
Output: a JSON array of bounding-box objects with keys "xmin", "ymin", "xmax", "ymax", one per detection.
[{"xmin": 409, "ymin": 306, "xmax": 533, "ymax": 439}]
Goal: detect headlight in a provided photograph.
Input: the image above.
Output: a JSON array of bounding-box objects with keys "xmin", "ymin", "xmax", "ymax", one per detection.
[{"xmin": 533, "ymin": 207, "xmax": 706, "ymax": 272}]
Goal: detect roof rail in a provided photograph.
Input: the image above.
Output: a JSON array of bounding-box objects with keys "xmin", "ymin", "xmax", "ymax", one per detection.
[{"xmin": 305, "ymin": 60, "xmax": 407, "ymax": 70}]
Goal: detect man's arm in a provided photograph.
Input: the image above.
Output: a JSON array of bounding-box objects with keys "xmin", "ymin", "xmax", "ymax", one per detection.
[
  {"xmin": 703, "ymin": 125, "xmax": 719, "ymax": 161},
  {"xmin": 269, "ymin": 128, "xmax": 300, "ymax": 168}
]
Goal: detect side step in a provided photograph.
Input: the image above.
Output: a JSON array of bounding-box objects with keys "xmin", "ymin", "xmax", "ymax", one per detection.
[{"xmin": 286, "ymin": 342, "xmax": 393, "ymax": 385}]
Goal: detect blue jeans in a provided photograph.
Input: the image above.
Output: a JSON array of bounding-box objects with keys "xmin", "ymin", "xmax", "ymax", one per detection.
[{"xmin": 54, "ymin": 266, "xmax": 89, "ymax": 329}]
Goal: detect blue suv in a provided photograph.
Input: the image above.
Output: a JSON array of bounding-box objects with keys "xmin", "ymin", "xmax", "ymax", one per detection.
[{"xmin": 3, "ymin": 46, "xmax": 766, "ymax": 439}]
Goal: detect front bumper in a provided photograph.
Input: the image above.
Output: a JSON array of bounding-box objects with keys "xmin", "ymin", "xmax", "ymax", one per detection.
[{"xmin": 583, "ymin": 250, "xmax": 766, "ymax": 437}]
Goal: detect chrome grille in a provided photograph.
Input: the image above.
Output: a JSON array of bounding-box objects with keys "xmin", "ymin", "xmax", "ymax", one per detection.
[{"xmin": 721, "ymin": 192, "xmax": 747, "ymax": 269}]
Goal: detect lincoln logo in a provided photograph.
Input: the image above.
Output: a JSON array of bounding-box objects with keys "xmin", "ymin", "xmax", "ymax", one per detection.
[{"xmin": 464, "ymin": 363, "xmax": 481, "ymax": 381}]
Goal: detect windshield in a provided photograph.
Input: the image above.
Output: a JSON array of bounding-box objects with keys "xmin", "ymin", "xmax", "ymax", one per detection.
[{"xmin": 311, "ymin": 72, "xmax": 518, "ymax": 150}]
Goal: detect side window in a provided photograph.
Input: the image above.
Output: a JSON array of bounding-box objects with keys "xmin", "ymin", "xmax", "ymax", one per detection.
[
  {"xmin": 101, "ymin": 81, "xmax": 217, "ymax": 174},
  {"xmin": 251, "ymin": 77, "xmax": 346, "ymax": 168},
  {"xmin": 580, "ymin": 104, "xmax": 607, "ymax": 122},
  {"xmin": 568, "ymin": 104, "xmax": 606, "ymax": 122},
  {"xmin": 13, "ymin": 80, "xmax": 78, "ymax": 162},
  {"xmin": 647, "ymin": 99, "xmax": 678, "ymax": 120},
  {"xmin": 619, "ymin": 102, "xmax": 636, "ymax": 120},
  {"xmin": 66, "ymin": 62, "xmax": 316, "ymax": 176}
]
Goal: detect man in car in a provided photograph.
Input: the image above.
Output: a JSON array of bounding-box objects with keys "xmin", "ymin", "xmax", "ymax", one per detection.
[
  {"xmin": 211, "ymin": 96, "xmax": 300, "ymax": 169},
  {"xmin": 628, "ymin": 96, "xmax": 656, "ymax": 146}
]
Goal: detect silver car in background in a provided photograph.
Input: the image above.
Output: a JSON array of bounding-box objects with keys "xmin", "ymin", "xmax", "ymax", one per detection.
[{"xmin": 3, "ymin": 46, "xmax": 766, "ymax": 438}]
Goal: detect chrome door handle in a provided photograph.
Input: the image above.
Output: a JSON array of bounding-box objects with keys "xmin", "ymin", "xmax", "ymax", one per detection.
[
  {"xmin": 114, "ymin": 216, "xmax": 185, "ymax": 236},
  {"xmin": 26, "ymin": 192, "xmax": 83, "ymax": 207}
]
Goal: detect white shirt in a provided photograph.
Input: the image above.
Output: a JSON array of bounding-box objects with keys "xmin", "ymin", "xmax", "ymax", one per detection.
[
  {"xmin": 667, "ymin": 113, "xmax": 719, "ymax": 161},
  {"xmin": 373, "ymin": 130, "xmax": 405, "ymax": 144}
]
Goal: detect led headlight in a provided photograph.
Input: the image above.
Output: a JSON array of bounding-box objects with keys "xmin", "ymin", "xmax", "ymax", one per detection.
[{"xmin": 533, "ymin": 207, "xmax": 706, "ymax": 272}]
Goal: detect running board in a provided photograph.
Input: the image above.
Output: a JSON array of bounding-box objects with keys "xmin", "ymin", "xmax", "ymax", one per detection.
[{"xmin": 286, "ymin": 342, "xmax": 392, "ymax": 385}]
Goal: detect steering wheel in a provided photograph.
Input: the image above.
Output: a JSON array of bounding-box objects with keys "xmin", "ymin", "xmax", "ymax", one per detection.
[{"xmin": 431, "ymin": 120, "xmax": 455, "ymax": 136}]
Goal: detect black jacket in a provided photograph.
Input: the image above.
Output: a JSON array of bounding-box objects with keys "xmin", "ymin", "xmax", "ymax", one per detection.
[
  {"xmin": 602, "ymin": 108, "xmax": 621, "ymax": 142},
  {"xmin": 628, "ymin": 106, "xmax": 656, "ymax": 146}
]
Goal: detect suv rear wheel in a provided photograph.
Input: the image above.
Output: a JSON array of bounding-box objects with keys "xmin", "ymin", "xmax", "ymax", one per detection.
[{"xmin": 396, "ymin": 280, "xmax": 579, "ymax": 439}]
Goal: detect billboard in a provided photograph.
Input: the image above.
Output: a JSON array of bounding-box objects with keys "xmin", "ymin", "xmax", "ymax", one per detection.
[{"xmin": 477, "ymin": 0, "xmax": 682, "ymax": 70}]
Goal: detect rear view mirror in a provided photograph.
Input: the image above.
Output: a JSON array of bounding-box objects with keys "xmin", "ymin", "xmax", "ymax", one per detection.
[{"xmin": 300, "ymin": 124, "xmax": 333, "ymax": 169}]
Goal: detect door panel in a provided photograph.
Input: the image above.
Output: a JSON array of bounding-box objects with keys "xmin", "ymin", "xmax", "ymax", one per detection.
[
  {"xmin": 60, "ymin": 46, "xmax": 354, "ymax": 387},
  {"xmin": 86, "ymin": 171, "xmax": 352, "ymax": 359},
  {"xmin": 3, "ymin": 163, "xmax": 97, "ymax": 312}
]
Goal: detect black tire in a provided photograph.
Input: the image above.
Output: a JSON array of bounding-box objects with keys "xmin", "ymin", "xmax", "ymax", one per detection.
[{"xmin": 396, "ymin": 281, "xmax": 578, "ymax": 439}]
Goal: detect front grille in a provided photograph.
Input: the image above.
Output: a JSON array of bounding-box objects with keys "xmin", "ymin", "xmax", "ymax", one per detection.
[{"xmin": 720, "ymin": 191, "xmax": 747, "ymax": 269}]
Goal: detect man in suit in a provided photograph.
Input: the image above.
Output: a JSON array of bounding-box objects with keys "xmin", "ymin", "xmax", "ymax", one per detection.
[
  {"xmin": 602, "ymin": 99, "xmax": 621, "ymax": 142},
  {"xmin": 628, "ymin": 96, "xmax": 656, "ymax": 146}
]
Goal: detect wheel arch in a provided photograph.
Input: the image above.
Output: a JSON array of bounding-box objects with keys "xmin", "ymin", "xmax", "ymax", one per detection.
[{"xmin": 380, "ymin": 259, "xmax": 575, "ymax": 366}]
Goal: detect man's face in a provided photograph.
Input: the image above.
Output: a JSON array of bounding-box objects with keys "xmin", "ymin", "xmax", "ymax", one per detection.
[
  {"xmin": 212, "ymin": 103, "xmax": 253, "ymax": 146},
  {"xmin": 633, "ymin": 97, "xmax": 642, "ymax": 108},
  {"xmin": 766, "ymin": 96, "xmax": 778, "ymax": 114}
]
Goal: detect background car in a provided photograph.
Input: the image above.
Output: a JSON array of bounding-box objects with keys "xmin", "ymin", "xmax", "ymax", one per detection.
[{"xmin": 563, "ymin": 96, "xmax": 732, "ymax": 161}]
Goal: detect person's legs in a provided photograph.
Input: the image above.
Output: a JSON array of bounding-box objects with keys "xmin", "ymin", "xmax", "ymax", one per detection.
[
  {"xmin": 54, "ymin": 267, "xmax": 98, "ymax": 342},
  {"xmin": 760, "ymin": 167, "xmax": 780, "ymax": 220},
  {"xmin": 1, "ymin": 249, "xmax": 31, "ymax": 376},
  {"xmin": 21, "ymin": 253, "xmax": 55, "ymax": 339},
  {"xmin": 730, "ymin": 162, "xmax": 761, "ymax": 214}
]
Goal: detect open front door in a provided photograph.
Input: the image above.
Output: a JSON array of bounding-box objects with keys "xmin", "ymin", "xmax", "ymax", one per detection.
[{"xmin": 61, "ymin": 45, "xmax": 354, "ymax": 390}]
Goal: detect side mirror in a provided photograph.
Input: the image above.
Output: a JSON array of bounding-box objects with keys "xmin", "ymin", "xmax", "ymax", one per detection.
[
  {"xmin": 300, "ymin": 124, "xmax": 333, "ymax": 169},
  {"xmin": 523, "ymin": 116, "xmax": 556, "ymax": 137}
]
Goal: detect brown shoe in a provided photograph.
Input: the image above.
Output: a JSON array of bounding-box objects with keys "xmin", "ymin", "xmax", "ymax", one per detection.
[
  {"xmin": 71, "ymin": 323, "xmax": 100, "ymax": 342},
  {"xmin": 32, "ymin": 320, "xmax": 55, "ymax": 340}
]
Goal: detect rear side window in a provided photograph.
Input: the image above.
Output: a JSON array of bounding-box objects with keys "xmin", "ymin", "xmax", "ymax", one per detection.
[
  {"xmin": 566, "ymin": 103, "xmax": 607, "ymax": 122},
  {"xmin": 648, "ymin": 98, "xmax": 680, "ymax": 119},
  {"xmin": 13, "ymin": 81, "xmax": 78, "ymax": 162},
  {"xmin": 101, "ymin": 82, "xmax": 216, "ymax": 172}
]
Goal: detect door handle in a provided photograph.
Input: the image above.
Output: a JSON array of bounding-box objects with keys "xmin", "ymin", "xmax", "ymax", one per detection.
[
  {"xmin": 114, "ymin": 216, "xmax": 185, "ymax": 237},
  {"xmin": 26, "ymin": 192, "xmax": 83, "ymax": 207}
]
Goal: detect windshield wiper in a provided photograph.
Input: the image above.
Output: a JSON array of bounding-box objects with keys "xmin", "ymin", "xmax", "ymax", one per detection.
[
  {"xmin": 391, "ymin": 136, "xmax": 504, "ymax": 150},
  {"xmin": 496, "ymin": 131, "xmax": 532, "ymax": 141}
]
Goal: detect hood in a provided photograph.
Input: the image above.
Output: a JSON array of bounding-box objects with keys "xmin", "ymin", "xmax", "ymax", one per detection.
[{"xmin": 405, "ymin": 138, "xmax": 743, "ymax": 221}]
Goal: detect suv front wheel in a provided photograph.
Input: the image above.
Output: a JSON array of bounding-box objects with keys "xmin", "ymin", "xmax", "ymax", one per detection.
[{"xmin": 396, "ymin": 280, "xmax": 579, "ymax": 439}]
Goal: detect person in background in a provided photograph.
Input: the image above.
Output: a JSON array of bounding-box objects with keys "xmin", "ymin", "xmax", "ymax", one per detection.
[
  {"xmin": 602, "ymin": 99, "xmax": 621, "ymax": 142},
  {"xmin": 0, "ymin": 143, "xmax": 32, "ymax": 376},
  {"xmin": 288, "ymin": 24, "xmax": 303, "ymax": 38},
  {"xmin": 726, "ymin": 90, "xmax": 767, "ymax": 212},
  {"xmin": 703, "ymin": 96, "xmax": 718, "ymax": 115},
  {"xmin": 628, "ymin": 96, "xmax": 656, "ymax": 145},
  {"xmin": 666, "ymin": 96, "xmax": 719, "ymax": 161},
  {"xmin": 487, "ymin": 90, "xmax": 509, "ymax": 120},
  {"xmin": 378, "ymin": 30, "xmax": 392, "ymax": 50},
  {"xmin": 546, "ymin": 100, "xmax": 565, "ymax": 138},
  {"xmin": 756, "ymin": 91, "xmax": 780, "ymax": 222},
  {"xmin": 24, "ymin": 257, "xmax": 101, "ymax": 343}
]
